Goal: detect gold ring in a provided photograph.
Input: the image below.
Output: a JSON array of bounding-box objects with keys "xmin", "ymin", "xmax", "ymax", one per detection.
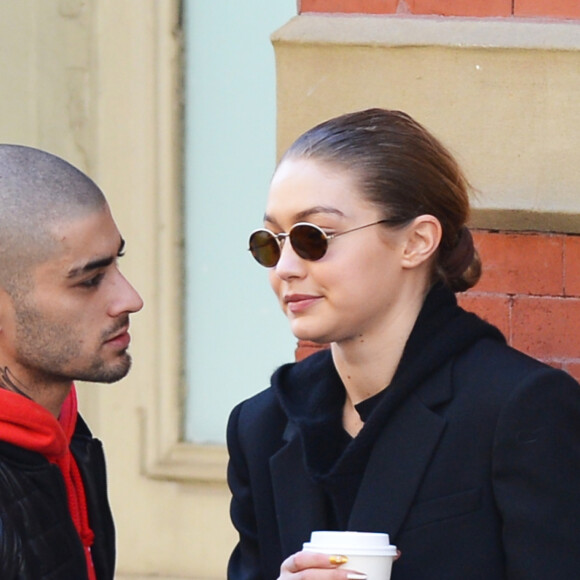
[{"xmin": 329, "ymin": 555, "xmax": 349, "ymax": 566}]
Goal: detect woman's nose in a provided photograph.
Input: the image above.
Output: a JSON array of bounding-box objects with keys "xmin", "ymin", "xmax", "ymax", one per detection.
[{"xmin": 273, "ymin": 237, "xmax": 306, "ymax": 279}]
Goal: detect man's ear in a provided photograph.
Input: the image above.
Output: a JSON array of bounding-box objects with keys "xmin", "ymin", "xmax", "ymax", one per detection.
[
  {"xmin": 400, "ymin": 214, "xmax": 442, "ymax": 269},
  {"xmin": 0, "ymin": 286, "xmax": 14, "ymax": 332}
]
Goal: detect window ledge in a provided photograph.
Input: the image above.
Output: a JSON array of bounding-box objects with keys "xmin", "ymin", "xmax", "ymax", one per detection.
[
  {"xmin": 273, "ymin": 13, "xmax": 580, "ymax": 51},
  {"xmin": 143, "ymin": 441, "xmax": 228, "ymax": 484}
]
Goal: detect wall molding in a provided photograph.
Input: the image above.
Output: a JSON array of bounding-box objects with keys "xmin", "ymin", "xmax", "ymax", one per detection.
[{"xmin": 131, "ymin": 0, "xmax": 229, "ymax": 485}]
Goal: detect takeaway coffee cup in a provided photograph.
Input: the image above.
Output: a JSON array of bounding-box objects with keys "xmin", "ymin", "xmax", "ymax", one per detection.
[{"xmin": 303, "ymin": 531, "xmax": 397, "ymax": 579}]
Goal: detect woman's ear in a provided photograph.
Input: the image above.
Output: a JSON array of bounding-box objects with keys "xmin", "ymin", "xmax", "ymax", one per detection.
[{"xmin": 400, "ymin": 214, "xmax": 442, "ymax": 269}]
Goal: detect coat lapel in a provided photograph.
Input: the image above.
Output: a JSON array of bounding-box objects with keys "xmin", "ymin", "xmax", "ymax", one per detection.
[
  {"xmin": 270, "ymin": 425, "xmax": 327, "ymax": 556},
  {"xmin": 270, "ymin": 362, "xmax": 453, "ymax": 550},
  {"xmin": 349, "ymin": 371, "xmax": 450, "ymax": 539}
]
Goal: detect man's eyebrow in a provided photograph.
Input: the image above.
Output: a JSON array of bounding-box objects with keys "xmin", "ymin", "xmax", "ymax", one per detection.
[{"xmin": 67, "ymin": 238, "xmax": 126, "ymax": 278}]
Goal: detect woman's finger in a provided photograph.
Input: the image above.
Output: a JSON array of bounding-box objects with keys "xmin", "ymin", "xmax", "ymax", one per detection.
[
  {"xmin": 282, "ymin": 550, "xmax": 342, "ymax": 573},
  {"xmin": 280, "ymin": 551, "xmax": 367, "ymax": 579}
]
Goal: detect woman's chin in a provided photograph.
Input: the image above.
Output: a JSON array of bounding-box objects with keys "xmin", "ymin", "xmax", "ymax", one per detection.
[{"xmin": 289, "ymin": 324, "xmax": 331, "ymax": 345}]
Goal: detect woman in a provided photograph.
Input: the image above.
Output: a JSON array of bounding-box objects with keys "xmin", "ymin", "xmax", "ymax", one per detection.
[{"xmin": 227, "ymin": 109, "xmax": 580, "ymax": 579}]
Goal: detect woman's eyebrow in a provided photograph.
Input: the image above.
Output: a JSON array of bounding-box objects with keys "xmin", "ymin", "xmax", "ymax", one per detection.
[{"xmin": 263, "ymin": 206, "xmax": 345, "ymax": 225}]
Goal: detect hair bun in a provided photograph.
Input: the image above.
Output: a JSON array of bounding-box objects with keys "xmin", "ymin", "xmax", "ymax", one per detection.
[{"xmin": 444, "ymin": 227, "xmax": 474, "ymax": 278}]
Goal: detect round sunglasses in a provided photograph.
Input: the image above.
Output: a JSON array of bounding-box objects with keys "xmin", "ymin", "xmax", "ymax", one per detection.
[{"xmin": 248, "ymin": 219, "xmax": 392, "ymax": 267}]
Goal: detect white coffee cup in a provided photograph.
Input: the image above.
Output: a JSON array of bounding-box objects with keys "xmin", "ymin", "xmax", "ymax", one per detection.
[{"xmin": 303, "ymin": 531, "xmax": 397, "ymax": 579}]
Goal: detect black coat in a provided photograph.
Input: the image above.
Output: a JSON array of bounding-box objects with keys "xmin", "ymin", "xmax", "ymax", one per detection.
[
  {"xmin": 227, "ymin": 290, "xmax": 580, "ymax": 580},
  {"xmin": 0, "ymin": 415, "xmax": 115, "ymax": 579}
]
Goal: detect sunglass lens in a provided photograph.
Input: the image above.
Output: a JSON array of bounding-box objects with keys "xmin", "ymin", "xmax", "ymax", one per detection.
[
  {"xmin": 290, "ymin": 224, "xmax": 327, "ymax": 261},
  {"xmin": 249, "ymin": 230, "xmax": 280, "ymax": 267}
]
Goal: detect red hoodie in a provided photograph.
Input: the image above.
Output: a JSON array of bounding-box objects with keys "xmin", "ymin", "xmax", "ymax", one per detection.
[{"xmin": 0, "ymin": 386, "xmax": 96, "ymax": 580}]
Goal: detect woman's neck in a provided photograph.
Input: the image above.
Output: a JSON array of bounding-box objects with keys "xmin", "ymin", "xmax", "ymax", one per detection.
[
  {"xmin": 331, "ymin": 283, "xmax": 427, "ymax": 436},
  {"xmin": 331, "ymin": 319, "xmax": 412, "ymax": 404}
]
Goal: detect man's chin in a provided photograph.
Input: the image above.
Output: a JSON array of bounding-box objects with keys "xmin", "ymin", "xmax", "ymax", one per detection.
[{"xmin": 80, "ymin": 354, "xmax": 132, "ymax": 384}]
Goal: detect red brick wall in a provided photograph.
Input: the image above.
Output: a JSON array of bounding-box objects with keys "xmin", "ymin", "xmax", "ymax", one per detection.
[
  {"xmin": 299, "ymin": 0, "xmax": 580, "ymax": 18},
  {"xmin": 296, "ymin": 231, "xmax": 580, "ymax": 383},
  {"xmin": 458, "ymin": 232, "xmax": 580, "ymax": 382}
]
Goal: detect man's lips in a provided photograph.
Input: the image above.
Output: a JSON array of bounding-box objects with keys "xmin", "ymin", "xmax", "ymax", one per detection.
[{"xmin": 104, "ymin": 327, "xmax": 131, "ymax": 349}]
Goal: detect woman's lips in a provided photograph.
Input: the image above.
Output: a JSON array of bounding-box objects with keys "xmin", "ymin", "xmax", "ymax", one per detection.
[{"xmin": 284, "ymin": 294, "xmax": 321, "ymax": 313}]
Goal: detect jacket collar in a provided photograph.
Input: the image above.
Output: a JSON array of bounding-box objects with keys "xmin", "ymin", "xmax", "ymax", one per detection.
[{"xmin": 270, "ymin": 361, "xmax": 451, "ymax": 553}]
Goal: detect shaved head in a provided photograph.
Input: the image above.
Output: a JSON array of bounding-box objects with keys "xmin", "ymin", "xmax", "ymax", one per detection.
[{"xmin": 0, "ymin": 144, "xmax": 106, "ymax": 295}]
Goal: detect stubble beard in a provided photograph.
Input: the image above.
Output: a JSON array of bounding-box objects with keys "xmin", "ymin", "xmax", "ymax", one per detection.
[
  {"xmin": 13, "ymin": 303, "xmax": 133, "ymax": 386},
  {"xmin": 77, "ymin": 351, "xmax": 133, "ymax": 384}
]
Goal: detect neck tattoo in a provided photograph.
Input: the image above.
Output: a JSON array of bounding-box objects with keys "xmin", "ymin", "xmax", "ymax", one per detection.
[{"xmin": 0, "ymin": 367, "xmax": 33, "ymax": 400}]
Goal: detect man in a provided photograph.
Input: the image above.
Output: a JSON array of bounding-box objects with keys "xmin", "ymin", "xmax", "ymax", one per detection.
[{"xmin": 0, "ymin": 144, "xmax": 143, "ymax": 579}]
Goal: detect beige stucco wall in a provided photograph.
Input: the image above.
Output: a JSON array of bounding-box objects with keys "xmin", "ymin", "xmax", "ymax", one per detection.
[
  {"xmin": 1, "ymin": 1, "xmax": 234, "ymax": 579},
  {"xmin": 273, "ymin": 15, "xmax": 580, "ymax": 233},
  {"xmin": 1, "ymin": 3, "xmax": 579, "ymax": 579}
]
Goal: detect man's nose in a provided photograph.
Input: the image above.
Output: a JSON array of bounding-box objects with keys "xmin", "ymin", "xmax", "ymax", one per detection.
[{"xmin": 110, "ymin": 272, "xmax": 144, "ymax": 316}]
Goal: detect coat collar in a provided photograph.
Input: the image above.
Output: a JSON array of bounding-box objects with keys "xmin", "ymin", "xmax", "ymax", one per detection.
[{"xmin": 270, "ymin": 362, "xmax": 452, "ymax": 552}]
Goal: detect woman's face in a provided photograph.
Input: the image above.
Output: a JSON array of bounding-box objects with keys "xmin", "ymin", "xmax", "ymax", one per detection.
[{"xmin": 264, "ymin": 157, "xmax": 422, "ymax": 346}]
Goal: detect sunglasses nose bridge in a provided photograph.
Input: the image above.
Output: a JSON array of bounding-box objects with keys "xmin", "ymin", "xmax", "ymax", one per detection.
[
  {"xmin": 276, "ymin": 231, "xmax": 298, "ymax": 263},
  {"xmin": 276, "ymin": 231, "xmax": 290, "ymax": 249},
  {"xmin": 271, "ymin": 230, "xmax": 310, "ymax": 273}
]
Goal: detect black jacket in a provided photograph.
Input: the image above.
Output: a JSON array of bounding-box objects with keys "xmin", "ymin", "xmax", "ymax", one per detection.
[
  {"xmin": 227, "ymin": 286, "xmax": 580, "ymax": 579},
  {"xmin": 0, "ymin": 415, "xmax": 115, "ymax": 579}
]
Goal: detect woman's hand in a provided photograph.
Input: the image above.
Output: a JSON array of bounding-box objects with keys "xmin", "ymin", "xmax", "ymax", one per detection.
[{"xmin": 278, "ymin": 551, "xmax": 367, "ymax": 579}]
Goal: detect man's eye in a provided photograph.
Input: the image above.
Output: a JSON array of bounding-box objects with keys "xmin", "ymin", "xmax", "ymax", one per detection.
[{"xmin": 80, "ymin": 273, "xmax": 105, "ymax": 288}]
